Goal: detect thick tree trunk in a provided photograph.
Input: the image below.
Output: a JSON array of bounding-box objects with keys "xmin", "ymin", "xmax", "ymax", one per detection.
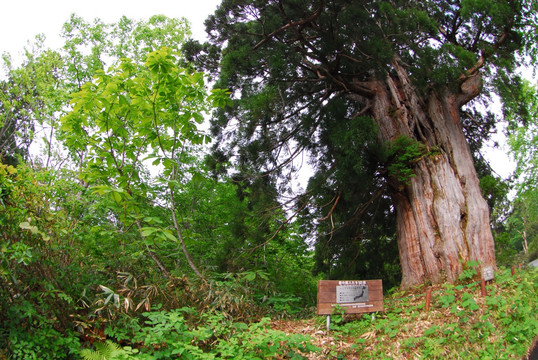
[{"xmin": 366, "ymin": 62, "xmax": 496, "ymax": 288}]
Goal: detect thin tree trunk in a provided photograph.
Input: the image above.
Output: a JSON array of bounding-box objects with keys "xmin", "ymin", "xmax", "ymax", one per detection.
[
  {"xmin": 367, "ymin": 61, "xmax": 496, "ymax": 288},
  {"xmin": 520, "ymin": 228, "xmax": 529, "ymax": 254},
  {"xmin": 167, "ymin": 162, "xmax": 202, "ymax": 277},
  {"xmin": 169, "ymin": 186, "xmax": 203, "ymax": 277}
]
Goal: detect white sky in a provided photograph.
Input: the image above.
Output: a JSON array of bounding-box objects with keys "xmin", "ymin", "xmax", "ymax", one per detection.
[
  {"xmin": 0, "ymin": 0, "xmax": 221, "ymax": 60},
  {"xmin": 0, "ymin": 0, "xmax": 517, "ymax": 178}
]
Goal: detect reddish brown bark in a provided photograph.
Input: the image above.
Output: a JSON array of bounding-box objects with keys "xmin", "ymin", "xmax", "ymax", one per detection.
[{"xmin": 365, "ymin": 60, "xmax": 495, "ymax": 288}]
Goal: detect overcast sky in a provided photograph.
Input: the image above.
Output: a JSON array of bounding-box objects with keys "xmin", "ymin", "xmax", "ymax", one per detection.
[{"xmin": 0, "ymin": 0, "xmax": 221, "ymax": 61}]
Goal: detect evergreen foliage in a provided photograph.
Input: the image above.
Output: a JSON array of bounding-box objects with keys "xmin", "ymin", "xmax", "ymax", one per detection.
[{"xmin": 184, "ymin": 0, "xmax": 538, "ymax": 284}]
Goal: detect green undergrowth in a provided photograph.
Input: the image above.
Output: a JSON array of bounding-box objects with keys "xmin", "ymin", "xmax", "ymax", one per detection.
[
  {"xmin": 326, "ymin": 266, "xmax": 538, "ymax": 359},
  {"xmin": 79, "ymin": 266, "xmax": 537, "ymax": 359},
  {"xmin": 73, "ymin": 270, "xmax": 319, "ymax": 359},
  {"xmin": 4, "ymin": 266, "xmax": 535, "ymax": 360},
  {"xmin": 81, "ymin": 310, "xmax": 319, "ymax": 359}
]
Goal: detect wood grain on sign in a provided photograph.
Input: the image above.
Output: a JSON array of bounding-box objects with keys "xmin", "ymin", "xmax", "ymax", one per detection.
[{"xmin": 317, "ymin": 280, "xmax": 383, "ymax": 315}]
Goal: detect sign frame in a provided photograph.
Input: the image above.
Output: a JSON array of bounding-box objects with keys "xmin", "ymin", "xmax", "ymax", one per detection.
[{"xmin": 317, "ymin": 279, "xmax": 384, "ymax": 315}]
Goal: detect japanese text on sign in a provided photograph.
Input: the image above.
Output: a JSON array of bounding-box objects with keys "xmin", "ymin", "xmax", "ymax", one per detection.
[{"xmin": 336, "ymin": 284, "xmax": 369, "ymax": 303}]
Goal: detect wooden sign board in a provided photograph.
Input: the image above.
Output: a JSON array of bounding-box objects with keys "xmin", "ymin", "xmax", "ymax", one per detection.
[{"xmin": 317, "ymin": 280, "xmax": 383, "ymax": 315}]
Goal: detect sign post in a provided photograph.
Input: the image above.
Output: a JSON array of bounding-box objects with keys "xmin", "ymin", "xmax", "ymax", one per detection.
[
  {"xmin": 317, "ymin": 280, "xmax": 383, "ymax": 330},
  {"xmin": 481, "ymin": 266, "xmax": 494, "ymax": 296}
]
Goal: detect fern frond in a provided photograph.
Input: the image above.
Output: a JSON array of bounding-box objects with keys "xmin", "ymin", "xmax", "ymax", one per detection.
[{"xmin": 80, "ymin": 340, "xmax": 123, "ymax": 360}]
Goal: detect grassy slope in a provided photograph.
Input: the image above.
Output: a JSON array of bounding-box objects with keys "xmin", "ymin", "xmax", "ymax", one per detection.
[
  {"xmin": 75, "ymin": 267, "xmax": 537, "ymax": 359},
  {"xmin": 273, "ymin": 266, "xmax": 538, "ymax": 359}
]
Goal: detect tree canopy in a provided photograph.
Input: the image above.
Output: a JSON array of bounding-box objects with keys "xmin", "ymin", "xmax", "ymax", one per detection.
[
  {"xmin": 197, "ymin": 0, "xmax": 538, "ymax": 178},
  {"xmin": 184, "ymin": 0, "xmax": 538, "ymax": 286}
]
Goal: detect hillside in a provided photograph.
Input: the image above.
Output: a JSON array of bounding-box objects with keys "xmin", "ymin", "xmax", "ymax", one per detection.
[{"xmin": 271, "ymin": 266, "xmax": 537, "ymax": 359}]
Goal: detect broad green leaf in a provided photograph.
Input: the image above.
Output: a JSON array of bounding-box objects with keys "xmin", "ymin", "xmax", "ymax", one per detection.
[
  {"xmin": 91, "ymin": 185, "xmax": 112, "ymax": 195},
  {"xmin": 162, "ymin": 230, "xmax": 178, "ymax": 242},
  {"xmin": 140, "ymin": 227, "xmax": 157, "ymax": 237},
  {"xmin": 244, "ymin": 272, "xmax": 256, "ymax": 282},
  {"xmin": 112, "ymin": 191, "xmax": 122, "ymax": 203}
]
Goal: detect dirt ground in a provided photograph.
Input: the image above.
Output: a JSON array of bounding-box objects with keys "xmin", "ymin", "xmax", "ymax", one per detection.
[{"xmin": 271, "ymin": 318, "xmax": 361, "ymax": 359}]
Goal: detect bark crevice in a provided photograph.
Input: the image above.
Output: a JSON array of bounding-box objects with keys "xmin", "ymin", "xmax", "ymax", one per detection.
[{"xmin": 363, "ymin": 64, "xmax": 495, "ymax": 288}]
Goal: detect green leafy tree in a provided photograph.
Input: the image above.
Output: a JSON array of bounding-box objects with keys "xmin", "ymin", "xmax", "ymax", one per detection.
[
  {"xmin": 189, "ymin": 0, "xmax": 538, "ymax": 287},
  {"xmin": 508, "ymin": 194, "xmax": 538, "ymax": 258},
  {"xmin": 507, "ymin": 81, "xmax": 538, "ymax": 192},
  {"xmin": 60, "ymin": 14, "xmax": 192, "ymax": 87},
  {"xmin": 0, "ymin": 162, "xmax": 89, "ymax": 359},
  {"xmin": 505, "ymin": 81, "xmax": 538, "ymax": 261},
  {"xmin": 43, "ymin": 14, "xmax": 229, "ymax": 278},
  {"xmin": 61, "ymin": 47, "xmax": 230, "ymax": 277},
  {"xmin": 0, "ymin": 37, "xmax": 65, "ymax": 166},
  {"xmin": 167, "ymin": 155, "xmax": 317, "ymax": 306}
]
